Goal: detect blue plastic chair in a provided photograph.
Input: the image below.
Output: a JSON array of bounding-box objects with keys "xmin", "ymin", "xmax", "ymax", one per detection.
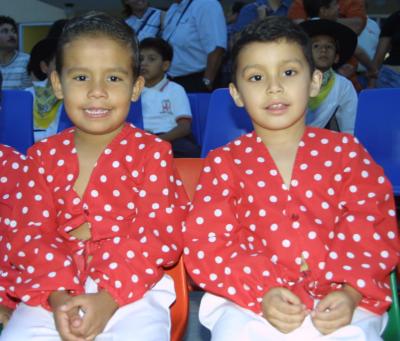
[
  {"xmin": 57, "ymin": 98, "xmax": 144, "ymax": 133},
  {"xmin": 354, "ymin": 88, "xmax": 400, "ymax": 195},
  {"xmin": 0, "ymin": 90, "xmax": 34, "ymax": 154},
  {"xmin": 188, "ymin": 92, "xmax": 211, "ymax": 146},
  {"xmin": 200, "ymin": 88, "xmax": 252, "ymax": 157}
]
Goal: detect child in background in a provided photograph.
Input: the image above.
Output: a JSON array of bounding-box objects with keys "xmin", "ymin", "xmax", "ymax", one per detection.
[
  {"xmin": 2, "ymin": 12, "xmax": 187, "ymax": 341},
  {"xmin": 184, "ymin": 16, "xmax": 399, "ymax": 340},
  {"xmin": 300, "ymin": 18, "xmax": 358, "ymax": 134},
  {"xmin": 26, "ymin": 38, "xmax": 63, "ymax": 142},
  {"xmin": 139, "ymin": 37, "xmax": 200, "ymax": 157}
]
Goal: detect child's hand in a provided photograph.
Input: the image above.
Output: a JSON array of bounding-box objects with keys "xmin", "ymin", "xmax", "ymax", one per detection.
[
  {"xmin": 61, "ymin": 291, "xmax": 119, "ymax": 340},
  {"xmin": 311, "ymin": 285, "xmax": 362, "ymax": 335},
  {"xmin": 0, "ymin": 304, "xmax": 13, "ymax": 327},
  {"xmin": 262, "ymin": 287, "xmax": 308, "ymax": 333},
  {"xmin": 49, "ymin": 291, "xmax": 85, "ymax": 341}
]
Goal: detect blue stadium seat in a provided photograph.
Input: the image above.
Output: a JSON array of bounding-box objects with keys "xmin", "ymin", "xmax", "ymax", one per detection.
[
  {"xmin": 200, "ymin": 88, "xmax": 252, "ymax": 157},
  {"xmin": 188, "ymin": 92, "xmax": 211, "ymax": 146},
  {"xmin": 0, "ymin": 90, "xmax": 34, "ymax": 154},
  {"xmin": 57, "ymin": 98, "xmax": 144, "ymax": 133},
  {"xmin": 354, "ymin": 88, "xmax": 400, "ymax": 195}
]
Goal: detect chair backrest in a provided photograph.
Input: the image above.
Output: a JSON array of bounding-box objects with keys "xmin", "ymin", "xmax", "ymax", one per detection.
[
  {"xmin": 0, "ymin": 90, "xmax": 34, "ymax": 154},
  {"xmin": 188, "ymin": 92, "xmax": 211, "ymax": 146},
  {"xmin": 166, "ymin": 158, "xmax": 203, "ymax": 341},
  {"xmin": 354, "ymin": 88, "xmax": 400, "ymax": 195},
  {"xmin": 201, "ymin": 88, "xmax": 252, "ymax": 157},
  {"xmin": 57, "ymin": 98, "xmax": 144, "ymax": 132},
  {"xmin": 382, "ymin": 270, "xmax": 400, "ymax": 341}
]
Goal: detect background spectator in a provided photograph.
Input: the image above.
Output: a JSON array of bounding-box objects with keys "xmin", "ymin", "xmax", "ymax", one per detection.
[
  {"xmin": 0, "ymin": 15, "xmax": 32, "ymax": 90},
  {"xmin": 122, "ymin": 0, "xmax": 164, "ymax": 41},
  {"xmin": 230, "ymin": 0, "xmax": 293, "ymax": 35},
  {"xmin": 162, "ymin": 0, "xmax": 227, "ymax": 92},
  {"xmin": 371, "ymin": 10, "xmax": 400, "ymax": 88},
  {"xmin": 25, "ymin": 38, "xmax": 62, "ymax": 142}
]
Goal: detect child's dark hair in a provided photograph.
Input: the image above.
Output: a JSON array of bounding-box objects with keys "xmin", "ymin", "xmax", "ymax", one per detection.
[
  {"xmin": 139, "ymin": 37, "xmax": 173, "ymax": 62},
  {"xmin": 55, "ymin": 11, "xmax": 139, "ymax": 78},
  {"xmin": 27, "ymin": 38, "xmax": 58, "ymax": 80},
  {"xmin": 230, "ymin": 16, "xmax": 314, "ymax": 84},
  {"xmin": 303, "ymin": 0, "xmax": 335, "ymax": 18},
  {"xmin": 0, "ymin": 16, "xmax": 18, "ymax": 32}
]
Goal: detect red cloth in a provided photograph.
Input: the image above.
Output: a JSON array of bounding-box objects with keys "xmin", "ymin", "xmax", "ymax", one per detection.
[
  {"xmin": 184, "ymin": 127, "xmax": 399, "ymax": 315},
  {"xmin": 288, "ymin": 0, "xmax": 367, "ymax": 29},
  {"xmin": 8, "ymin": 124, "xmax": 188, "ymax": 310},
  {"xmin": 0, "ymin": 145, "xmax": 26, "ymax": 308}
]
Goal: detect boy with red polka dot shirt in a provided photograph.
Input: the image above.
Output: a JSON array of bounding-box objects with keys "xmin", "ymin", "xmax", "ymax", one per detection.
[{"xmin": 183, "ymin": 16, "xmax": 399, "ymax": 340}]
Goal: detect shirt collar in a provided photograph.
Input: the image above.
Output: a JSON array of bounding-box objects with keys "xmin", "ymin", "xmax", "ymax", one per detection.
[{"xmin": 146, "ymin": 75, "xmax": 169, "ymax": 92}]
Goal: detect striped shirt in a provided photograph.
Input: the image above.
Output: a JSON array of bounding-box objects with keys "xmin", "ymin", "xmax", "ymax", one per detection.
[{"xmin": 0, "ymin": 51, "xmax": 32, "ymax": 90}]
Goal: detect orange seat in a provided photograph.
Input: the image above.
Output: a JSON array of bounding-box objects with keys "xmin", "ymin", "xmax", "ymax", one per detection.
[{"xmin": 166, "ymin": 158, "xmax": 204, "ymax": 341}]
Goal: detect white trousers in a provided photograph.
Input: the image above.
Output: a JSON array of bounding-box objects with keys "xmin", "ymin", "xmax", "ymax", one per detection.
[
  {"xmin": 1, "ymin": 275, "xmax": 175, "ymax": 341},
  {"xmin": 200, "ymin": 293, "xmax": 387, "ymax": 341}
]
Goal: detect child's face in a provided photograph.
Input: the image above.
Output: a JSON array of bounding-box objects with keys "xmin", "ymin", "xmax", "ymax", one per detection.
[
  {"xmin": 51, "ymin": 35, "xmax": 143, "ymax": 137},
  {"xmin": 139, "ymin": 48, "xmax": 170, "ymax": 87},
  {"xmin": 230, "ymin": 40, "xmax": 321, "ymax": 134},
  {"xmin": 311, "ymin": 35, "xmax": 338, "ymax": 72},
  {"xmin": 0, "ymin": 23, "xmax": 17, "ymax": 50}
]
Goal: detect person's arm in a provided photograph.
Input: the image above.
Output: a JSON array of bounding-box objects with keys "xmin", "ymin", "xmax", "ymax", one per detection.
[
  {"xmin": 8, "ymin": 155, "xmax": 84, "ymax": 310},
  {"xmin": 87, "ymin": 141, "xmax": 188, "ymax": 306},
  {"xmin": 353, "ymin": 45, "xmax": 378, "ymax": 79},
  {"xmin": 203, "ymin": 47, "xmax": 226, "ymax": 90},
  {"xmin": 322, "ymin": 137, "xmax": 399, "ymax": 315},
  {"xmin": 334, "ymin": 77, "xmax": 358, "ymax": 134},
  {"xmin": 196, "ymin": 0, "xmax": 227, "ymax": 89},
  {"xmin": 158, "ymin": 118, "xmax": 191, "ymax": 142},
  {"xmin": 184, "ymin": 150, "xmax": 286, "ymax": 315}
]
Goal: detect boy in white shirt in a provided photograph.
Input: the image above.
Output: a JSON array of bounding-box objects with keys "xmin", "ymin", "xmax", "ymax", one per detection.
[{"xmin": 139, "ymin": 37, "xmax": 200, "ymax": 157}]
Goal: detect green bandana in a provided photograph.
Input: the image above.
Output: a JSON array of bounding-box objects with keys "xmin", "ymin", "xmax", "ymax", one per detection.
[
  {"xmin": 33, "ymin": 81, "xmax": 62, "ymax": 129},
  {"xmin": 308, "ymin": 69, "xmax": 336, "ymax": 112}
]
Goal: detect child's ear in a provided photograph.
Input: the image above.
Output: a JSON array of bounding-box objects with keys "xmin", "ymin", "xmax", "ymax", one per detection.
[
  {"xmin": 229, "ymin": 82, "xmax": 244, "ymax": 107},
  {"xmin": 39, "ymin": 61, "xmax": 48, "ymax": 75},
  {"xmin": 131, "ymin": 75, "xmax": 145, "ymax": 101},
  {"xmin": 50, "ymin": 70, "xmax": 64, "ymax": 100},
  {"xmin": 334, "ymin": 53, "xmax": 340, "ymax": 65},
  {"xmin": 309, "ymin": 69, "xmax": 323, "ymax": 98},
  {"xmin": 162, "ymin": 60, "xmax": 170, "ymax": 73}
]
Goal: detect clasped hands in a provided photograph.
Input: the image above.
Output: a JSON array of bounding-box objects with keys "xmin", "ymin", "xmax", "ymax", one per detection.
[
  {"xmin": 262, "ymin": 285, "xmax": 361, "ymax": 335},
  {"xmin": 49, "ymin": 290, "xmax": 118, "ymax": 341}
]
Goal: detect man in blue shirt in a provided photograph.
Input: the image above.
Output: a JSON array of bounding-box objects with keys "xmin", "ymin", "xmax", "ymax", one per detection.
[{"xmin": 230, "ymin": 0, "xmax": 293, "ymax": 34}]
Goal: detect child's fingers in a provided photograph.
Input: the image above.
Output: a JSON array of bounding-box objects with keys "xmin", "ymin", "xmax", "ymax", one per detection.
[
  {"xmin": 314, "ymin": 294, "xmax": 336, "ymax": 313},
  {"xmin": 280, "ymin": 288, "xmax": 303, "ymax": 305}
]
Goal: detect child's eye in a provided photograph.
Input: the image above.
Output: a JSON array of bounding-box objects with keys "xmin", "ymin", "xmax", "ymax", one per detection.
[
  {"xmin": 74, "ymin": 75, "xmax": 87, "ymax": 81},
  {"xmin": 283, "ymin": 69, "xmax": 296, "ymax": 77},
  {"xmin": 109, "ymin": 75, "xmax": 121, "ymax": 82},
  {"xmin": 249, "ymin": 75, "xmax": 263, "ymax": 82}
]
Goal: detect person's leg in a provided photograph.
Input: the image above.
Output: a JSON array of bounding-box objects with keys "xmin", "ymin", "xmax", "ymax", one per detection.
[
  {"xmin": 199, "ymin": 293, "xmax": 385, "ymax": 341},
  {"xmin": 1, "ymin": 303, "xmax": 59, "ymax": 340},
  {"xmin": 97, "ymin": 274, "xmax": 176, "ymax": 341}
]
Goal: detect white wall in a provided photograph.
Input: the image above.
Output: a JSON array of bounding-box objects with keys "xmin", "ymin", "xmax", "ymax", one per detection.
[{"xmin": 0, "ymin": 0, "xmax": 65, "ymax": 24}]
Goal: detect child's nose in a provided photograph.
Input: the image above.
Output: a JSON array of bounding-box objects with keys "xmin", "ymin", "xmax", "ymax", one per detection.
[
  {"xmin": 88, "ymin": 80, "xmax": 107, "ymax": 98},
  {"xmin": 266, "ymin": 77, "xmax": 283, "ymax": 94}
]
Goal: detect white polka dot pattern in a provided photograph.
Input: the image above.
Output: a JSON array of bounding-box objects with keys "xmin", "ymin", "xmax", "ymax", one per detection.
[
  {"xmin": 183, "ymin": 128, "xmax": 399, "ymax": 315},
  {"xmin": 8, "ymin": 124, "xmax": 188, "ymax": 308},
  {"xmin": 0, "ymin": 145, "xmax": 27, "ymax": 308}
]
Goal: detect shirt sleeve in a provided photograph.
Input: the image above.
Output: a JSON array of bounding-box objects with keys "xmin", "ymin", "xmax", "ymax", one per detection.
[
  {"xmin": 171, "ymin": 83, "xmax": 192, "ymax": 122},
  {"xmin": 195, "ymin": 0, "xmax": 227, "ymax": 53},
  {"xmin": 322, "ymin": 136, "xmax": 399, "ymax": 315},
  {"xmin": 184, "ymin": 150, "xmax": 288, "ymax": 314},
  {"xmin": 8, "ymin": 157, "xmax": 84, "ymax": 310},
  {"xmin": 0, "ymin": 147, "xmax": 25, "ymax": 308},
  {"xmin": 230, "ymin": 3, "xmax": 259, "ymax": 34},
  {"xmin": 335, "ymin": 77, "xmax": 358, "ymax": 134},
  {"xmin": 87, "ymin": 142, "xmax": 188, "ymax": 306}
]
